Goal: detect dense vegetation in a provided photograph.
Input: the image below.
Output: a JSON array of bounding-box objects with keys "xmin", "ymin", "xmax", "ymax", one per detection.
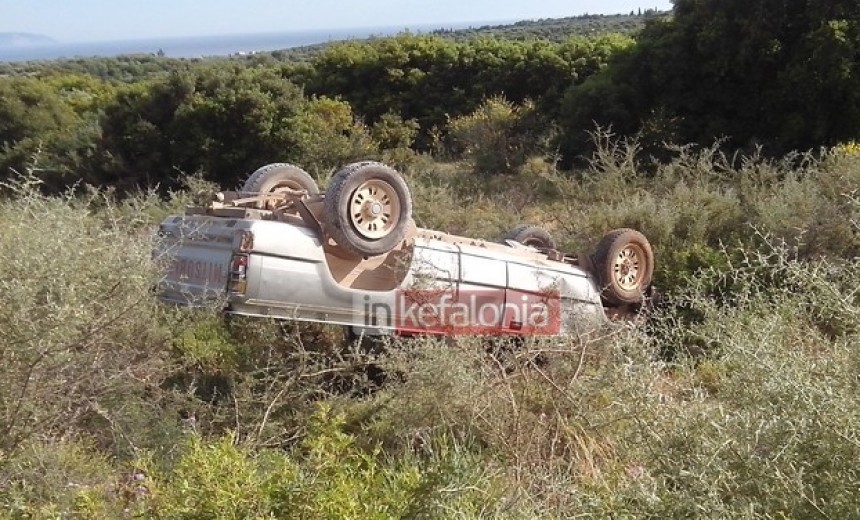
[
  {"xmin": 2, "ymin": 0, "xmax": 860, "ymax": 517},
  {"xmin": 0, "ymin": 31, "xmax": 635, "ymax": 190},
  {"xmin": 561, "ymin": 0, "xmax": 860, "ymax": 158},
  {"xmin": 2, "ymin": 142, "xmax": 859, "ymax": 518}
]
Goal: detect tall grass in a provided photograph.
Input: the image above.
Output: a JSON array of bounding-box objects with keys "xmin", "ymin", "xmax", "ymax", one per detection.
[
  {"xmin": 0, "ymin": 177, "xmax": 171, "ymax": 457},
  {"xmin": 2, "ymin": 141, "xmax": 860, "ymax": 517}
]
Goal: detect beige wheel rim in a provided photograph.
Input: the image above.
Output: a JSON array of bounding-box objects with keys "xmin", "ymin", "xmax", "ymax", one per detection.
[
  {"xmin": 349, "ymin": 179, "xmax": 400, "ymax": 239},
  {"xmin": 612, "ymin": 244, "xmax": 645, "ymax": 291}
]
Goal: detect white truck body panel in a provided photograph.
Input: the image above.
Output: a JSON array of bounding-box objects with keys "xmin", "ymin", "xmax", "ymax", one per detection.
[{"xmin": 155, "ymin": 214, "xmax": 609, "ymax": 336}]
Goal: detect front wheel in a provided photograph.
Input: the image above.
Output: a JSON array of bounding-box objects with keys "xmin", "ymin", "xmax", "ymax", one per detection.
[
  {"xmin": 502, "ymin": 224, "xmax": 557, "ymax": 250},
  {"xmin": 591, "ymin": 228, "xmax": 654, "ymax": 306}
]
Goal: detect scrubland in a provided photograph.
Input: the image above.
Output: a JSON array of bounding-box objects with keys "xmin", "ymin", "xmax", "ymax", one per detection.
[{"xmin": 2, "ymin": 141, "xmax": 859, "ymax": 518}]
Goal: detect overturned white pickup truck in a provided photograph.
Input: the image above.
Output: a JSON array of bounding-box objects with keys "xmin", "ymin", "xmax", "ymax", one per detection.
[{"xmin": 155, "ymin": 161, "xmax": 654, "ymax": 338}]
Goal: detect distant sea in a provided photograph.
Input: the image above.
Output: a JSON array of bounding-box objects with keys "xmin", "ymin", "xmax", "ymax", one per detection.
[{"xmin": 0, "ymin": 23, "xmax": 489, "ymax": 63}]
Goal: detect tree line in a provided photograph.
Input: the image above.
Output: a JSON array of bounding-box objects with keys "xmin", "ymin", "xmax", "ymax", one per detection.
[
  {"xmin": 0, "ymin": 33, "xmax": 632, "ymax": 190},
  {"xmin": 561, "ymin": 0, "xmax": 860, "ymax": 159}
]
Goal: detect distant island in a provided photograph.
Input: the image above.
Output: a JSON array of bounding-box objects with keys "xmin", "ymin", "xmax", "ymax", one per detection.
[{"xmin": 0, "ymin": 33, "xmax": 57, "ymax": 48}]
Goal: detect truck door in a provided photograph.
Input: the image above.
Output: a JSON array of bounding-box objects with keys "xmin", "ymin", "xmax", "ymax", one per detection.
[
  {"xmin": 459, "ymin": 252, "xmax": 507, "ymax": 334},
  {"xmin": 396, "ymin": 243, "xmax": 460, "ymax": 334},
  {"xmin": 505, "ymin": 261, "xmax": 562, "ymax": 335}
]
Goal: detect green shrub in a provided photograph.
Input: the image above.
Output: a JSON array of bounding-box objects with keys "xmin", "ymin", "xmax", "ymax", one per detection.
[
  {"xmin": 0, "ymin": 176, "xmax": 173, "ymax": 456},
  {"xmin": 5, "ymin": 126, "xmax": 860, "ymax": 518},
  {"xmin": 448, "ymin": 97, "xmax": 546, "ymax": 175},
  {"xmin": 605, "ymin": 251, "xmax": 860, "ymax": 518},
  {"xmin": 141, "ymin": 404, "xmax": 501, "ymax": 519},
  {"xmin": 0, "ymin": 439, "xmax": 120, "ymax": 518},
  {"xmin": 287, "ymin": 96, "xmax": 377, "ymax": 178}
]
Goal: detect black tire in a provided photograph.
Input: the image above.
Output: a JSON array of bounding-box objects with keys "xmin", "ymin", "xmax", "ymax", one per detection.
[
  {"xmin": 591, "ymin": 228, "xmax": 654, "ymax": 306},
  {"xmin": 324, "ymin": 161, "xmax": 412, "ymax": 257},
  {"xmin": 241, "ymin": 163, "xmax": 318, "ymax": 209},
  {"xmin": 502, "ymin": 224, "xmax": 557, "ymax": 250}
]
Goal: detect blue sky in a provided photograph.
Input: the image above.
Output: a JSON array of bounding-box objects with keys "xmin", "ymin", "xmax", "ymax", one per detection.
[{"xmin": 1, "ymin": 0, "xmax": 674, "ymax": 43}]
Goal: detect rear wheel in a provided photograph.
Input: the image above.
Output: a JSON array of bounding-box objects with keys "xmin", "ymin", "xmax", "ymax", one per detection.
[
  {"xmin": 242, "ymin": 163, "xmax": 319, "ymax": 210},
  {"xmin": 591, "ymin": 228, "xmax": 654, "ymax": 306},
  {"xmin": 324, "ymin": 161, "xmax": 412, "ymax": 257}
]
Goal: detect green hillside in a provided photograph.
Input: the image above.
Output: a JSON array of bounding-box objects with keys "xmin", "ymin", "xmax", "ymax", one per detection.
[{"xmin": 2, "ymin": 1, "xmax": 860, "ymax": 516}]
